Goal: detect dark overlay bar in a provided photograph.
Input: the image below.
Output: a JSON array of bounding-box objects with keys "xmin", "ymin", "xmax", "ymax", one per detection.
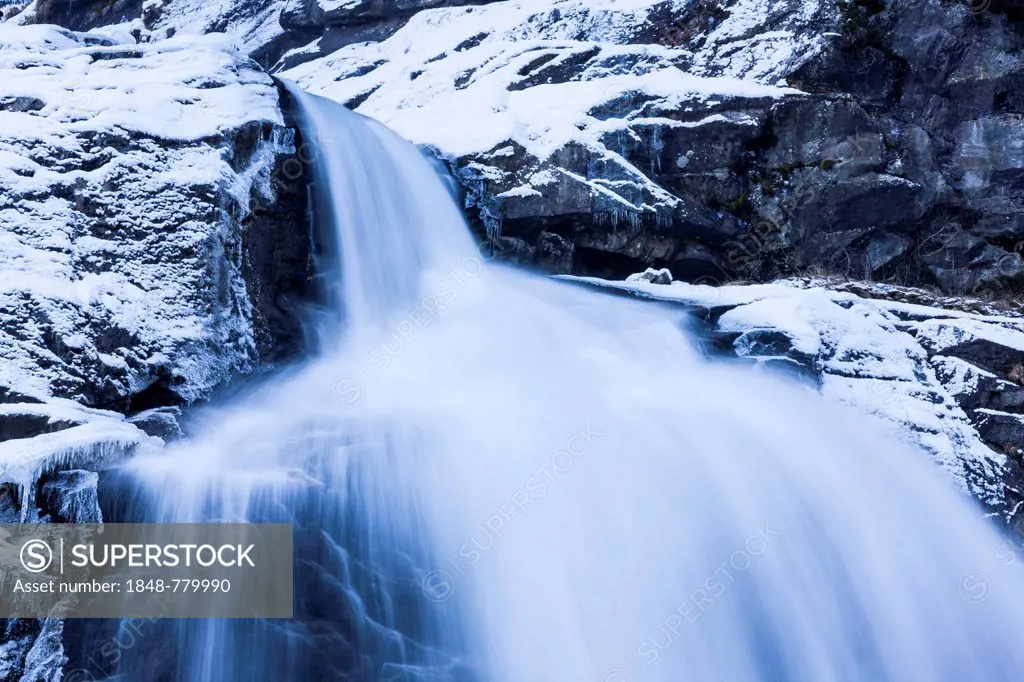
[{"xmin": 0, "ymin": 524, "xmax": 293, "ymax": 618}]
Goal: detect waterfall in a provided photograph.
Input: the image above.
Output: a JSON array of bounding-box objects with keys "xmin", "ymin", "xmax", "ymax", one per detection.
[{"xmin": 101, "ymin": 85, "xmax": 1024, "ymax": 681}]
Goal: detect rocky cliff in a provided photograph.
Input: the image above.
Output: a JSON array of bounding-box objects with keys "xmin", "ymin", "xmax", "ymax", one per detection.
[
  {"xmin": 2, "ymin": 0, "xmax": 1023, "ymax": 586},
  {"xmin": 0, "ymin": 24, "xmax": 311, "ymax": 412},
  {"xmin": 279, "ymin": 0, "xmax": 1024, "ymax": 297},
  {"xmin": 9, "ymin": 0, "xmax": 1023, "ymax": 295},
  {"xmin": 0, "ymin": 24, "xmax": 312, "ymax": 678}
]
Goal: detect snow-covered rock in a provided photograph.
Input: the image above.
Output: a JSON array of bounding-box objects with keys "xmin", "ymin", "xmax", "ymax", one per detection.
[
  {"xmin": 0, "ymin": 24, "xmax": 310, "ymax": 411},
  {"xmin": 11, "ymin": 0, "xmax": 1024, "ymax": 295},
  {"xmin": 0, "ymin": 25, "xmax": 316, "ymax": 678},
  {"xmin": 573, "ymin": 273, "xmax": 1024, "ymax": 527},
  {"xmin": 280, "ymin": 0, "xmax": 824, "ymax": 275},
  {"xmin": 273, "ymin": 0, "xmax": 1024, "ymax": 294},
  {"xmin": 8, "ymin": 0, "xmax": 511, "ymax": 71},
  {"xmin": 9, "ymin": 0, "xmax": 289, "ymax": 62}
]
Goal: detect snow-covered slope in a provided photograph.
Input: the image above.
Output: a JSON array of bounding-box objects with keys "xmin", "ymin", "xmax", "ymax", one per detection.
[
  {"xmin": 9, "ymin": 0, "xmax": 287, "ymax": 59},
  {"xmin": 286, "ymin": 0, "xmax": 812, "ymax": 155},
  {"xmin": 8, "ymin": 0, "xmax": 1024, "ymax": 294}
]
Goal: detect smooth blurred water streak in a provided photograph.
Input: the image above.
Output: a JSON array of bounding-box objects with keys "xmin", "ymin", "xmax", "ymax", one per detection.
[{"xmin": 110, "ymin": 84, "xmax": 1024, "ymax": 682}]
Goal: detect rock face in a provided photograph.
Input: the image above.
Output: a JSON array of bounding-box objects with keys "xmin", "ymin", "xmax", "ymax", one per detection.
[
  {"xmin": 0, "ymin": 430, "xmax": 122, "ymax": 681},
  {"xmin": 7, "ymin": 0, "xmax": 287, "ymax": 62},
  {"xmin": 0, "ymin": 467, "xmax": 106, "ymax": 681},
  {"xmin": 0, "ymin": 24, "xmax": 311, "ymax": 412},
  {"xmin": 282, "ymin": 0, "xmax": 826, "ymax": 276},
  {"xmin": 0, "ymin": 23, "xmax": 320, "ymax": 681},
  {"xmin": 11, "ymin": 0, "xmax": 1023, "ymax": 296},
  {"xmin": 277, "ymin": 0, "xmax": 1024, "ymax": 296},
  {"xmin": 273, "ymin": 0, "xmax": 508, "ymax": 70}
]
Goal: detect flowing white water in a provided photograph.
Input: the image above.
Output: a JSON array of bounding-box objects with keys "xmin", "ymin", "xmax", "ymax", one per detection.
[{"xmin": 117, "ymin": 86, "xmax": 1024, "ymax": 681}]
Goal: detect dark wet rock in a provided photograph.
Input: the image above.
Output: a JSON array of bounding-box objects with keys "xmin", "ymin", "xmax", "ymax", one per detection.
[
  {"xmin": 730, "ymin": 327, "xmax": 796, "ymax": 359},
  {"xmin": 281, "ymin": 0, "xmax": 472, "ymax": 29},
  {"xmin": 696, "ymin": 329, "xmax": 744, "ymax": 357},
  {"xmin": 0, "ymin": 486, "xmax": 20, "ymax": 524},
  {"xmin": 0, "ymin": 96, "xmax": 45, "ymax": 113},
  {"xmin": 932, "ymin": 355, "xmax": 1012, "ymax": 411},
  {"xmin": 23, "ymin": 0, "xmax": 143, "ymax": 31},
  {"xmin": 0, "ymin": 407, "xmax": 86, "ymax": 442},
  {"xmin": 975, "ymin": 409, "xmax": 1024, "ymax": 456},
  {"xmin": 38, "ymin": 470, "xmax": 102, "ymax": 523},
  {"xmin": 913, "ymin": 320, "xmax": 1024, "ymax": 377},
  {"xmin": 731, "ymin": 329, "xmax": 823, "ymax": 386},
  {"xmin": 126, "ymin": 406, "xmax": 183, "ymax": 441},
  {"xmin": 279, "ymin": 0, "xmax": 326, "ymax": 30},
  {"xmin": 0, "ymin": 387, "xmax": 44, "ymax": 406},
  {"xmin": 535, "ymin": 231, "xmax": 575, "ymax": 275},
  {"xmin": 991, "ymin": 386, "xmax": 1024, "ymax": 413}
]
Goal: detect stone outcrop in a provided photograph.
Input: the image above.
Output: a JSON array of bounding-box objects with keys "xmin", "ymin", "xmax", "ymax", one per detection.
[
  {"xmin": 0, "ymin": 466, "xmax": 106, "ymax": 681},
  {"xmin": 0, "ymin": 24, "xmax": 311, "ymax": 412},
  {"xmin": 6, "ymin": 0, "xmax": 507, "ymax": 73},
  {"xmin": 277, "ymin": 0, "xmax": 1024, "ymax": 297},
  {"xmin": 0, "ymin": 24, "xmax": 321, "ymax": 680}
]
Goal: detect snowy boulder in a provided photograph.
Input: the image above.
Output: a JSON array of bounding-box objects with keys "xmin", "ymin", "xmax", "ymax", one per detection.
[
  {"xmin": 281, "ymin": 0, "xmax": 504, "ymax": 31},
  {"xmin": 627, "ymin": 268, "xmax": 673, "ymax": 285},
  {"xmin": 126, "ymin": 405, "xmax": 183, "ymax": 440},
  {"xmin": 17, "ymin": 0, "xmax": 145, "ymax": 33},
  {"xmin": 912, "ymin": 318, "xmax": 1024, "ymax": 378},
  {"xmin": 931, "ymin": 355, "xmax": 1013, "ymax": 412},
  {"xmin": 975, "ymin": 409, "xmax": 1024, "ymax": 457},
  {"xmin": 0, "ymin": 24, "xmax": 312, "ymax": 410},
  {"xmin": 0, "ymin": 403, "xmax": 89, "ymax": 442}
]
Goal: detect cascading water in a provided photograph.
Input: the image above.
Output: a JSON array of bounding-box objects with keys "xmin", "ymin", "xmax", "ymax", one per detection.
[{"xmin": 101, "ymin": 85, "xmax": 1024, "ymax": 681}]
